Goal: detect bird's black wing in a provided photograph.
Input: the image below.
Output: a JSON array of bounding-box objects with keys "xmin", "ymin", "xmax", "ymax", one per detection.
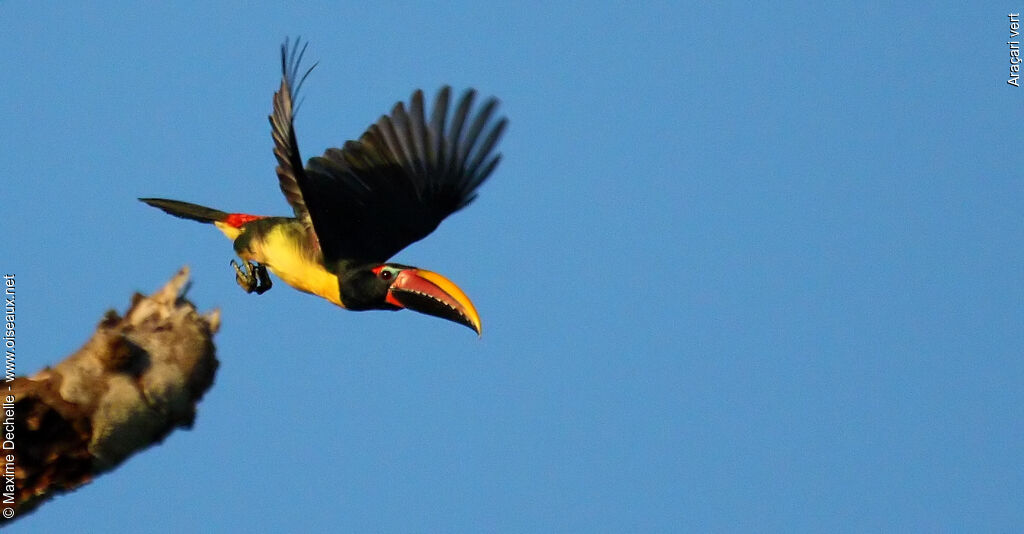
[
  {"xmin": 302, "ymin": 87, "xmax": 507, "ymax": 264},
  {"xmin": 270, "ymin": 38, "xmax": 320, "ymax": 252}
]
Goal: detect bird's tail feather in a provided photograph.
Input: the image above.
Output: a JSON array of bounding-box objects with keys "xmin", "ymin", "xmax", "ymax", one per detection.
[{"xmin": 139, "ymin": 198, "xmax": 229, "ymax": 224}]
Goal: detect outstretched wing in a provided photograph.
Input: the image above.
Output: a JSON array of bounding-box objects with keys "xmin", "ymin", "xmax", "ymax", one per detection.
[
  {"xmin": 270, "ymin": 38, "xmax": 319, "ymax": 252},
  {"xmin": 303, "ymin": 87, "xmax": 507, "ymax": 264}
]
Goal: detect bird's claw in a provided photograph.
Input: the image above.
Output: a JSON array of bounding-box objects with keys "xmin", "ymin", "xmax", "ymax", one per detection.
[{"xmin": 231, "ymin": 259, "xmax": 272, "ymax": 294}]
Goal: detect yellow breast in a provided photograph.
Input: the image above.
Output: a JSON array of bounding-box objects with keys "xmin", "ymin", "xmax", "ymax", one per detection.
[{"xmin": 225, "ymin": 221, "xmax": 343, "ymax": 307}]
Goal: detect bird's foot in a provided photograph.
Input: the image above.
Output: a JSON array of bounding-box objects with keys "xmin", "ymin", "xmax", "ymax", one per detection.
[
  {"xmin": 231, "ymin": 259, "xmax": 256, "ymax": 293},
  {"xmin": 231, "ymin": 260, "xmax": 272, "ymax": 294}
]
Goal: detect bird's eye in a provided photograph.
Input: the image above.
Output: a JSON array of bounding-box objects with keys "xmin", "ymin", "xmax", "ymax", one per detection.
[{"xmin": 380, "ymin": 269, "xmax": 393, "ymax": 281}]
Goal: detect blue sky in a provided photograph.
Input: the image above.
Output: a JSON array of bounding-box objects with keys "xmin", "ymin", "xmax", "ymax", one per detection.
[{"xmin": 3, "ymin": 2, "xmax": 1022, "ymax": 531}]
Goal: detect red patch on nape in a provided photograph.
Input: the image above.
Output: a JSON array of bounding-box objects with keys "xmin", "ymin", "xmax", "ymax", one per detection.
[{"xmin": 224, "ymin": 213, "xmax": 266, "ymax": 228}]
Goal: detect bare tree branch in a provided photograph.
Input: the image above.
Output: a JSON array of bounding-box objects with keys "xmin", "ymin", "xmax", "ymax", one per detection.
[{"xmin": 4, "ymin": 268, "xmax": 220, "ymax": 523}]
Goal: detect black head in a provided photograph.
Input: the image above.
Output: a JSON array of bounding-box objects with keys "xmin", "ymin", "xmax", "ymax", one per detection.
[{"xmin": 338, "ymin": 263, "xmax": 482, "ymax": 334}]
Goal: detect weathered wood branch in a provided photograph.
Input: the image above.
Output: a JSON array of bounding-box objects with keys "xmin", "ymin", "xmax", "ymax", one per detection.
[{"xmin": 4, "ymin": 268, "xmax": 219, "ymax": 523}]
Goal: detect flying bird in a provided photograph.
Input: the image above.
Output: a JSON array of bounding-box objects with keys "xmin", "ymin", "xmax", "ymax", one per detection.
[{"xmin": 141, "ymin": 39, "xmax": 506, "ymax": 334}]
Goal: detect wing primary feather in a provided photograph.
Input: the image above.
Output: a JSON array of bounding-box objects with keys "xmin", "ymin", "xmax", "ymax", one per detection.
[
  {"xmin": 457, "ymin": 98, "xmax": 499, "ymax": 173},
  {"xmin": 373, "ymin": 116, "xmax": 402, "ymax": 169},
  {"xmin": 408, "ymin": 90, "xmax": 429, "ymax": 179},
  {"xmin": 462, "ymin": 154, "xmax": 502, "ymax": 206},
  {"xmin": 389, "ymin": 102, "xmax": 422, "ymax": 184},
  {"xmin": 283, "ymin": 39, "xmax": 318, "ymax": 113},
  {"xmin": 445, "ymin": 89, "xmax": 476, "ymax": 179},
  {"xmin": 428, "ymin": 86, "xmax": 451, "ymax": 174},
  {"xmin": 464, "ymin": 116, "xmax": 507, "ymax": 188},
  {"xmin": 384, "ymin": 105, "xmax": 423, "ymax": 192}
]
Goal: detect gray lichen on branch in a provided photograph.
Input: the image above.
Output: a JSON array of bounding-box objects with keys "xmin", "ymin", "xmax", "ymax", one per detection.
[{"xmin": 8, "ymin": 267, "xmax": 220, "ymax": 522}]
